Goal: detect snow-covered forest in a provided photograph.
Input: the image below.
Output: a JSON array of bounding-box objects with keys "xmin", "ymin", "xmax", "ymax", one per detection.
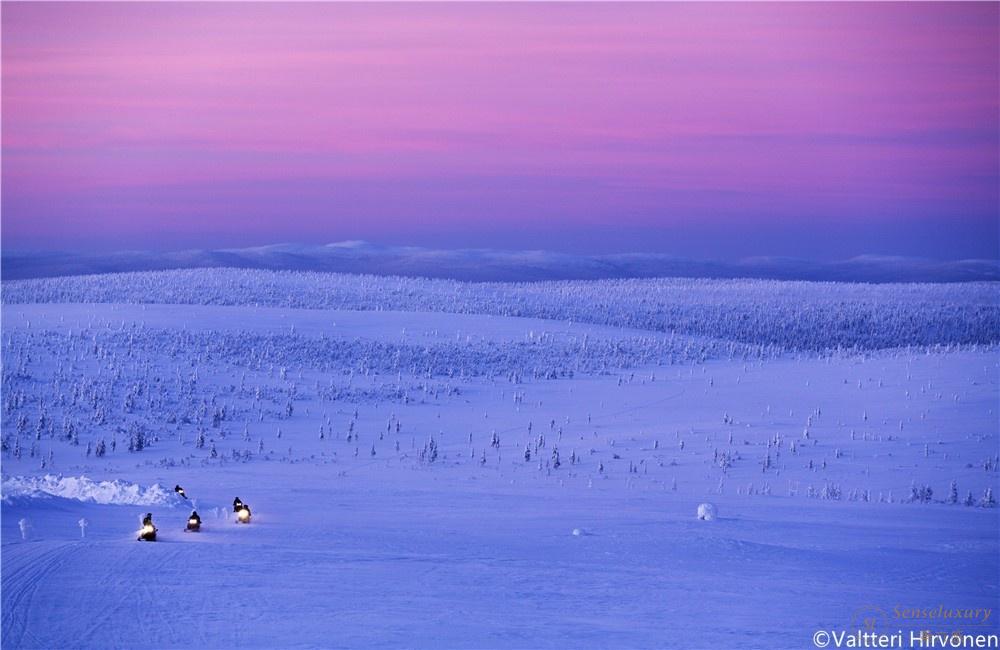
[{"xmin": 5, "ymin": 269, "xmax": 998, "ymax": 349}]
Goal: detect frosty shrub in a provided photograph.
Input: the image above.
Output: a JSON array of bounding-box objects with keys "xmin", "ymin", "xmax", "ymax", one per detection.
[{"xmin": 697, "ymin": 503, "xmax": 718, "ymax": 521}]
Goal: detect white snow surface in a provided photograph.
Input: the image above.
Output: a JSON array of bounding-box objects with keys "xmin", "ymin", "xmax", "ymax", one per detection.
[{"xmin": 1, "ymin": 271, "xmax": 998, "ymax": 649}]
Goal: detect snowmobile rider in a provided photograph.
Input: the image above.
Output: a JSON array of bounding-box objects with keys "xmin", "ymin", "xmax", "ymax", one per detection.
[
  {"xmin": 188, "ymin": 511, "xmax": 201, "ymax": 525},
  {"xmin": 233, "ymin": 497, "xmax": 244, "ymax": 513},
  {"xmin": 138, "ymin": 513, "xmax": 157, "ymax": 541},
  {"xmin": 175, "ymin": 485, "xmax": 187, "ymax": 499}
]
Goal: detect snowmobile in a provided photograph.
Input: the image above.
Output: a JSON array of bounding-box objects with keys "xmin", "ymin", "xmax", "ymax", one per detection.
[
  {"xmin": 175, "ymin": 485, "xmax": 187, "ymax": 499},
  {"xmin": 138, "ymin": 513, "xmax": 157, "ymax": 542},
  {"xmin": 236, "ymin": 504, "xmax": 252, "ymax": 524},
  {"xmin": 185, "ymin": 511, "xmax": 201, "ymax": 532}
]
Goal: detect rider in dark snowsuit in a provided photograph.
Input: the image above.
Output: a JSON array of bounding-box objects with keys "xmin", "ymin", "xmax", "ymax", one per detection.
[{"xmin": 138, "ymin": 513, "xmax": 157, "ymax": 541}]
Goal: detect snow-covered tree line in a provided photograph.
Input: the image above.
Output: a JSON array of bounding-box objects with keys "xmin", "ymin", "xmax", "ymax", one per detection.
[{"xmin": 4, "ymin": 269, "xmax": 997, "ymax": 351}]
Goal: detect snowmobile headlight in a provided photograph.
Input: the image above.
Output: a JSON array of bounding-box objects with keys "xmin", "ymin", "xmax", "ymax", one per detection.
[
  {"xmin": 237, "ymin": 508, "xmax": 250, "ymax": 522},
  {"xmin": 188, "ymin": 518, "xmax": 198, "ymax": 525},
  {"xmin": 142, "ymin": 524, "xmax": 155, "ymax": 534}
]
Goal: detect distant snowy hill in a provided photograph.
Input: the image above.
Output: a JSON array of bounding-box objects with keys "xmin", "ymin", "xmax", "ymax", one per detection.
[{"xmin": 3, "ymin": 241, "xmax": 998, "ymax": 282}]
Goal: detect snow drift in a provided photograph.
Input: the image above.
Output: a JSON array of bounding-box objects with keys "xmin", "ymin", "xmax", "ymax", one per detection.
[{"xmin": 1, "ymin": 475, "xmax": 180, "ymax": 506}]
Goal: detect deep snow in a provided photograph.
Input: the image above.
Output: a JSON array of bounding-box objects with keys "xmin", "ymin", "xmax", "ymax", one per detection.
[{"xmin": 2, "ymin": 275, "xmax": 998, "ymax": 649}]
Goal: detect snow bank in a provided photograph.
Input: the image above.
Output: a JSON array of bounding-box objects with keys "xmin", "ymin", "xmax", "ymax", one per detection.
[{"xmin": 1, "ymin": 475, "xmax": 179, "ymax": 506}]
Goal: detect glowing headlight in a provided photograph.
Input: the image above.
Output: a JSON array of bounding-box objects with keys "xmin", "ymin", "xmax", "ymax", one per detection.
[
  {"xmin": 142, "ymin": 524, "xmax": 154, "ymax": 534},
  {"xmin": 237, "ymin": 508, "xmax": 250, "ymax": 522},
  {"xmin": 188, "ymin": 519, "xmax": 198, "ymax": 526}
]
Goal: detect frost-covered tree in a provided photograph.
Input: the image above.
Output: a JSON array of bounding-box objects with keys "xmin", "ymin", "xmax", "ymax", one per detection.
[
  {"xmin": 909, "ymin": 482, "xmax": 933, "ymax": 504},
  {"xmin": 127, "ymin": 423, "xmax": 147, "ymax": 452}
]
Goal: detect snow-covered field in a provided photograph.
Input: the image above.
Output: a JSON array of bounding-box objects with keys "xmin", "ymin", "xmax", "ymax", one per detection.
[{"xmin": 2, "ymin": 271, "xmax": 998, "ymax": 649}]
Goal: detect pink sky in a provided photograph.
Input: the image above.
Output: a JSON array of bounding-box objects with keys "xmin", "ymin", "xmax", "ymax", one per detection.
[{"xmin": 2, "ymin": 2, "xmax": 997, "ymax": 258}]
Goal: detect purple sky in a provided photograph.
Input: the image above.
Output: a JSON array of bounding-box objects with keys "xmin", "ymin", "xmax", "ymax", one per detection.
[{"xmin": 2, "ymin": 2, "xmax": 998, "ymax": 259}]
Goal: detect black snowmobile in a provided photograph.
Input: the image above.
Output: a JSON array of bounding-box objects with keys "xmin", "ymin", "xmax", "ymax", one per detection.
[
  {"xmin": 138, "ymin": 513, "xmax": 157, "ymax": 542},
  {"xmin": 174, "ymin": 485, "xmax": 187, "ymax": 499},
  {"xmin": 185, "ymin": 510, "xmax": 202, "ymax": 532}
]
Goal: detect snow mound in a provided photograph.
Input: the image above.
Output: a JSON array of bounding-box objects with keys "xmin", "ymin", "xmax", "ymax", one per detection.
[
  {"xmin": 1, "ymin": 475, "xmax": 180, "ymax": 506},
  {"xmin": 696, "ymin": 503, "xmax": 718, "ymax": 521}
]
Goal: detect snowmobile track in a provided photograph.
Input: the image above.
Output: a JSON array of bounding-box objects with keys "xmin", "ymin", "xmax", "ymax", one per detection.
[{"xmin": 1, "ymin": 541, "xmax": 80, "ymax": 649}]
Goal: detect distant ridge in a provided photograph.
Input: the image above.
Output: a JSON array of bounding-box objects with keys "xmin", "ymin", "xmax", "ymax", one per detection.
[{"xmin": 2, "ymin": 242, "xmax": 998, "ymax": 283}]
